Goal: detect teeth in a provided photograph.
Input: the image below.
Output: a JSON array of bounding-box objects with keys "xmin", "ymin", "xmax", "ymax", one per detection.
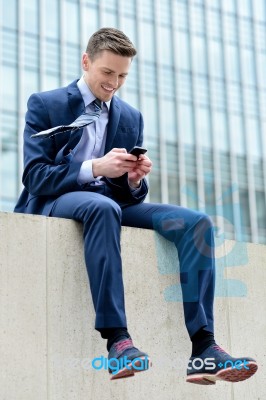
[{"xmin": 102, "ymin": 85, "xmax": 113, "ymax": 92}]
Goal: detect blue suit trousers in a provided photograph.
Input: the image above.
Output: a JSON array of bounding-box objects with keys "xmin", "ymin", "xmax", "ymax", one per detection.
[{"xmin": 50, "ymin": 191, "xmax": 215, "ymax": 338}]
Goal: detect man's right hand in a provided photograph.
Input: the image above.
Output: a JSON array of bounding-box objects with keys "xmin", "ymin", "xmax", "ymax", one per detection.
[{"xmin": 92, "ymin": 148, "xmax": 138, "ymax": 178}]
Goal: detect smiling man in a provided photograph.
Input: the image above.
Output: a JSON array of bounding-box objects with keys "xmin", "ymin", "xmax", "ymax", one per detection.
[{"xmin": 14, "ymin": 28, "xmax": 258, "ymax": 383}]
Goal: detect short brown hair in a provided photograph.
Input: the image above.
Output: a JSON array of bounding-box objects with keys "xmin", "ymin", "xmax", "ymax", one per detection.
[{"xmin": 86, "ymin": 27, "xmax": 137, "ymax": 60}]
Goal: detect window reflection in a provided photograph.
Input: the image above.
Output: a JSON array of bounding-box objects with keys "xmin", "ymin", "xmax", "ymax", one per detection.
[
  {"xmin": 256, "ymin": 53, "xmax": 266, "ymax": 88},
  {"xmin": 139, "ymin": 21, "xmax": 155, "ymax": 62},
  {"xmin": 157, "ymin": 0, "xmax": 171, "ymax": 26},
  {"xmin": 1, "ymin": 66, "xmax": 17, "ymax": 111},
  {"xmin": 138, "ymin": 0, "xmax": 154, "ymax": 22},
  {"xmin": 243, "ymin": 87, "xmax": 258, "ymax": 117},
  {"xmin": 222, "ymin": 0, "xmax": 236, "ymax": 14},
  {"xmin": 223, "ymin": 14, "xmax": 238, "ymax": 44},
  {"xmin": 157, "ymin": 26, "xmax": 173, "ymax": 65},
  {"xmin": 1, "ymin": 0, "xmax": 17, "ymax": 28},
  {"xmin": 161, "ymin": 100, "xmax": 176, "ymax": 143},
  {"xmin": 44, "ymin": 0, "xmax": 59, "ymax": 39},
  {"xmin": 228, "ymin": 114, "xmax": 245, "ymax": 155},
  {"xmin": 173, "ymin": 1, "xmax": 188, "ymax": 31},
  {"xmin": 210, "ymin": 79, "xmax": 226, "ymax": 110},
  {"xmin": 208, "ymin": 40, "xmax": 224, "ymax": 79},
  {"xmin": 241, "ymin": 48, "xmax": 256, "ymax": 86},
  {"xmin": 2, "ymin": 30, "xmax": 17, "ymax": 61},
  {"xmin": 64, "ymin": 0, "xmax": 79, "ymax": 44},
  {"xmin": 227, "ymin": 83, "xmax": 242, "ymax": 113},
  {"xmin": 212, "ymin": 111, "xmax": 228, "ymax": 151},
  {"xmin": 141, "ymin": 62, "xmax": 157, "ymax": 94},
  {"xmin": 21, "ymin": 69, "xmax": 39, "ymax": 110},
  {"xmin": 224, "ymin": 44, "xmax": 240, "ymax": 82},
  {"xmin": 102, "ymin": 11, "xmax": 117, "ymax": 27},
  {"xmin": 23, "ymin": 35, "xmax": 39, "ymax": 69},
  {"xmin": 142, "ymin": 94, "xmax": 158, "ymax": 139},
  {"xmin": 158, "ymin": 66, "xmax": 175, "ymax": 99},
  {"xmin": 120, "ymin": 16, "xmax": 136, "ymax": 45},
  {"xmin": 239, "ymin": 18, "xmax": 253, "ymax": 48},
  {"xmin": 255, "ymin": 23, "xmax": 266, "ymax": 52},
  {"xmin": 22, "ymin": 0, "xmax": 38, "ymax": 34},
  {"xmin": 195, "ymin": 107, "xmax": 211, "ymax": 148},
  {"xmin": 177, "ymin": 72, "xmax": 192, "ymax": 102},
  {"xmin": 192, "ymin": 36, "xmax": 207, "ymax": 75},
  {"xmin": 253, "ymin": 0, "xmax": 266, "ymax": 22},
  {"xmin": 175, "ymin": 30, "xmax": 190, "ymax": 71},
  {"xmin": 246, "ymin": 118, "xmax": 261, "ymax": 158},
  {"xmin": 207, "ymin": 9, "xmax": 221, "ymax": 40},
  {"xmin": 237, "ymin": 0, "xmax": 251, "ymax": 18},
  {"xmin": 82, "ymin": 6, "xmax": 99, "ymax": 46},
  {"xmin": 1, "ymin": 143, "xmax": 17, "ymax": 199},
  {"xmin": 178, "ymin": 104, "xmax": 194, "ymax": 145},
  {"xmin": 190, "ymin": 4, "xmax": 205, "ymax": 35},
  {"xmin": 194, "ymin": 75, "xmax": 209, "ymax": 106}
]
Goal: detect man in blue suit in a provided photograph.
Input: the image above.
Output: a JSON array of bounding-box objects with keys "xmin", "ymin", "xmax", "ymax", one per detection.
[{"xmin": 15, "ymin": 28, "xmax": 257, "ymax": 383}]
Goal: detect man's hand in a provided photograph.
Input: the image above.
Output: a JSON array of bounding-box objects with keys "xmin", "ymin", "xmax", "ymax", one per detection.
[
  {"xmin": 128, "ymin": 154, "xmax": 152, "ymax": 188},
  {"xmin": 92, "ymin": 148, "xmax": 139, "ymax": 178}
]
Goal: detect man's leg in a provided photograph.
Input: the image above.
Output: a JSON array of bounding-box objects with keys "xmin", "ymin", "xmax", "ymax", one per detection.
[
  {"xmin": 50, "ymin": 191, "xmax": 150, "ymax": 379},
  {"xmin": 50, "ymin": 191, "xmax": 126, "ymax": 329},
  {"xmin": 121, "ymin": 202, "xmax": 215, "ymax": 338},
  {"xmin": 121, "ymin": 202, "xmax": 258, "ymax": 384}
]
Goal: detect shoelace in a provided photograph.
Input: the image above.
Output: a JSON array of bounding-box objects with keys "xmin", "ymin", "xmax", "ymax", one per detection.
[{"xmin": 114, "ymin": 339, "xmax": 134, "ymax": 354}]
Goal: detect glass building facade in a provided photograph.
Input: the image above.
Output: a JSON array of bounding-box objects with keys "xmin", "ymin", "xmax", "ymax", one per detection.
[{"xmin": 1, "ymin": 0, "xmax": 266, "ymax": 243}]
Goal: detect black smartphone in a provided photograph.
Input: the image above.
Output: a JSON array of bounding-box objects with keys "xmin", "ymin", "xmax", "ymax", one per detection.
[{"xmin": 129, "ymin": 146, "xmax": 147, "ymax": 158}]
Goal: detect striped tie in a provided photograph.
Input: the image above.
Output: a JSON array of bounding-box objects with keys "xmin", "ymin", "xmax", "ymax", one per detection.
[{"xmin": 31, "ymin": 98, "xmax": 102, "ymax": 138}]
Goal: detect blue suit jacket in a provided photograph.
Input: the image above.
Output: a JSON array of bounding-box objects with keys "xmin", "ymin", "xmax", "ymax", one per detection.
[{"xmin": 14, "ymin": 80, "xmax": 148, "ymax": 215}]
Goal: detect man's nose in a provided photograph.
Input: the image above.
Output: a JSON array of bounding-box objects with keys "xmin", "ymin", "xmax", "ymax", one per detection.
[{"xmin": 109, "ymin": 75, "xmax": 118, "ymax": 88}]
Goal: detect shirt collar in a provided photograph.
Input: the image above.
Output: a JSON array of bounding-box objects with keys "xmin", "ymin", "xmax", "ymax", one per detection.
[{"xmin": 77, "ymin": 76, "xmax": 111, "ymax": 110}]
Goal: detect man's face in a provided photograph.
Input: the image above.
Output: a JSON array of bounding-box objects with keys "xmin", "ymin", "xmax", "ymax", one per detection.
[{"xmin": 82, "ymin": 50, "xmax": 132, "ymax": 102}]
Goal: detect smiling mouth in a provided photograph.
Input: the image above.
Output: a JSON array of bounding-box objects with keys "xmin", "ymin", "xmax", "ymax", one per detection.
[{"xmin": 101, "ymin": 85, "xmax": 114, "ymax": 92}]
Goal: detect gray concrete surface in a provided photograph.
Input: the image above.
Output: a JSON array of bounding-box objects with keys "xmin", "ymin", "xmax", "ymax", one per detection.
[{"xmin": 0, "ymin": 211, "xmax": 265, "ymax": 400}]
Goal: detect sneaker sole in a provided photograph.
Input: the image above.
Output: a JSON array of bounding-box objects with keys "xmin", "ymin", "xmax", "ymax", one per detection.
[
  {"xmin": 110, "ymin": 356, "xmax": 152, "ymax": 380},
  {"xmin": 186, "ymin": 361, "xmax": 258, "ymax": 385}
]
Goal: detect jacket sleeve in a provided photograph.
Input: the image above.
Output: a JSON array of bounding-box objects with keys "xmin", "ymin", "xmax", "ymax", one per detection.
[{"xmin": 22, "ymin": 93, "xmax": 83, "ymax": 196}]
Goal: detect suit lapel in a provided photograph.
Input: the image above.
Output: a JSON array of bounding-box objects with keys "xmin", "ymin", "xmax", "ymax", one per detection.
[
  {"xmin": 66, "ymin": 80, "xmax": 86, "ymax": 149},
  {"xmin": 68, "ymin": 80, "xmax": 85, "ymax": 118},
  {"xmin": 105, "ymin": 96, "xmax": 121, "ymax": 153}
]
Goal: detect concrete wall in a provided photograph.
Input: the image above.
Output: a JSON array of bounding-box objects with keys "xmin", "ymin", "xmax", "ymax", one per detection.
[{"xmin": 0, "ymin": 211, "xmax": 265, "ymax": 400}]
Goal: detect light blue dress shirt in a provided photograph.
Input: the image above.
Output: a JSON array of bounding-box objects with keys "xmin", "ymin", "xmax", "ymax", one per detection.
[{"xmin": 75, "ymin": 76, "xmax": 111, "ymax": 185}]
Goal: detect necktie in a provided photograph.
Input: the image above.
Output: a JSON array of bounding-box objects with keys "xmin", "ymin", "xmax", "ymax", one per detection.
[{"xmin": 31, "ymin": 98, "xmax": 102, "ymax": 138}]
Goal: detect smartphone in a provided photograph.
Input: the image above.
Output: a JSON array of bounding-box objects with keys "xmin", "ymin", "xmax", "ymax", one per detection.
[{"xmin": 129, "ymin": 146, "xmax": 147, "ymax": 158}]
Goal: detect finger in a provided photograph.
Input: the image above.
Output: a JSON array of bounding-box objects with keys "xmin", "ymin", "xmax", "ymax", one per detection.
[
  {"xmin": 138, "ymin": 154, "xmax": 150, "ymax": 161},
  {"xmin": 137, "ymin": 159, "xmax": 152, "ymax": 168},
  {"xmin": 112, "ymin": 148, "xmax": 127, "ymax": 153},
  {"xmin": 120, "ymin": 153, "xmax": 138, "ymax": 162},
  {"xmin": 137, "ymin": 155, "xmax": 152, "ymax": 165},
  {"xmin": 134, "ymin": 165, "xmax": 151, "ymax": 175}
]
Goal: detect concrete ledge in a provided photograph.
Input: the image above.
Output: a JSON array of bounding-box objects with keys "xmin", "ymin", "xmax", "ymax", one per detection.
[{"xmin": 0, "ymin": 212, "xmax": 265, "ymax": 400}]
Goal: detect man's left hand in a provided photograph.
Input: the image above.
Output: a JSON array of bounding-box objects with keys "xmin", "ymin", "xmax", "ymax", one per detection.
[{"xmin": 128, "ymin": 154, "xmax": 152, "ymax": 188}]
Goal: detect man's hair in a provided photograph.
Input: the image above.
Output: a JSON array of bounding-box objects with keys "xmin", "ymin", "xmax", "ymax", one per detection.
[{"xmin": 86, "ymin": 27, "xmax": 137, "ymax": 60}]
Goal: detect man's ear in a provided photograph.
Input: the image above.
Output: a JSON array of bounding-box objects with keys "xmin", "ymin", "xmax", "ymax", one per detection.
[{"xmin": 82, "ymin": 53, "xmax": 91, "ymax": 71}]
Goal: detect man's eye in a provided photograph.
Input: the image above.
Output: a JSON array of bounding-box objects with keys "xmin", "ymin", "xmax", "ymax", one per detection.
[{"xmin": 104, "ymin": 71, "xmax": 111, "ymax": 75}]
